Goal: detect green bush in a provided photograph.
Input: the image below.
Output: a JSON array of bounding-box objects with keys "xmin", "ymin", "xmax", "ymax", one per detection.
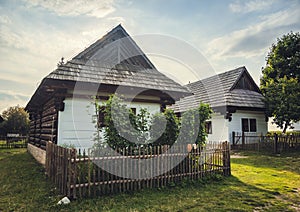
[{"xmin": 93, "ymin": 95, "xmax": 212, "ymax": 150}]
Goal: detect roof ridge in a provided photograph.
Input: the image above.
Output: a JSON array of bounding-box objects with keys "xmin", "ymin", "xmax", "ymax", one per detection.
[
  {"xmin": 229, "ymin": 67, "xmax": 261, "ymax": 93},
  {"xmin": 228, "ymin": 66, "xmax": 246, "ymax": 91},
  {"xmin": 71, "ymin": 24, "xmax": 156, "ymax": 70},
  {"xmin": 73, "ymin": 24, "xmax": 128, "ymax": 60},
  {"xmin": 187, "ymin": 66, "xmax": 246, "ymax": 86}
]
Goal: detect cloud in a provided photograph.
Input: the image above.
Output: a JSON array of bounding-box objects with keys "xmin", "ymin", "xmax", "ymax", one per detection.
[
  {"xmin": 0, "ymin": 90, "xmax": 29, "ymax": 101},
  {"xmin": 0, "ymin": 90, "xmax": 30, "ymax": 112},
  {"xmin": 0, "ymin": 2, "xmax": 126, "ymax": 112},
  {"xmin": 229, "ymin": 0, "xmax": 274, "ymax": 13},
  {"xmin": 23, "ymin": 0, "xmax": 115, "ymax": 18},
  {"xmin": 207, "ymin": 6, "xmax": 300, "ymax": 60},
  {"xmin": 0, "ymin": 13, "xmax": 123, "ymax": 83},
  {"xmin": 0, "ymin": 15, "xmax": 12, "ymax": 25}
]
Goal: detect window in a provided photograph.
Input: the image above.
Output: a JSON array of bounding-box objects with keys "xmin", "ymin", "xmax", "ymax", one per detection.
[
  {"xmin": 241, "ymin": 118, "xmax": 256, "ymax": 132},
  {"xmin": 98, "ymin": 106, "xmax": 106, "ymax": 127},
  {"xmin": 250, "ymin": 119, "xmax": 257, "ymax": 132},
  {"xmin": 205, "ymin": 121, "xmax": 212, "ymax": 134},
  {"xmin": 130, "ymin": 108, "xmax": 136, "ymax": 115},
  {"xmin": 242, "ymin": 118, "xmax": 249, "ymax": 132}
]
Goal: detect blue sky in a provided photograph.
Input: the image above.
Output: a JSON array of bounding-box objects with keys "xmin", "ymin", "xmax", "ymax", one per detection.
[{"xmin": 0, "ymin": 0, "xmax": 299, "ymax": 112}]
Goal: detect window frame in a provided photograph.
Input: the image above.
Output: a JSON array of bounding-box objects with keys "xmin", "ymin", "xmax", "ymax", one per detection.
[
  {"xmin": 98, "ymin": 106, "xmax": 106, "ymax": 128},
  {"xmin": 241, "ymin": 118, "xmax": 257, "ymax": 132},
  {"xmin": 205, "ymin": 121, "xmax": 212, "ymax": 134},
  {"xmin": 130, "ymin": 108, "xmax": 137, "ymax": 115}
]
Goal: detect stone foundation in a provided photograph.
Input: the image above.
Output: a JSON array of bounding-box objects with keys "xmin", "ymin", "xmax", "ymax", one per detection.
[{"xmin": 27, "ymin": 143, "xmax": 46, "ymax": 166}]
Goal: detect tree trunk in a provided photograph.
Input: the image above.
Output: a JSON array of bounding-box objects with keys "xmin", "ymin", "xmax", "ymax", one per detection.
[{"xmin": 282, "ymin": 122, "xmax": 288, "ymax": 134}]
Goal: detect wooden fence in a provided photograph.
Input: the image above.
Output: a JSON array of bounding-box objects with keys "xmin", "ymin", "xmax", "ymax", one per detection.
[
  {"xmin": 0, "ymin": 136, "xmax": 28, "ymax": 149},
  {"xmin": 231, "ymin": 132, "xmax": 300, "ymax": 153},
  {"xmin": 45, "ymin": 141, "xmax": 230, "ymax": 199}
]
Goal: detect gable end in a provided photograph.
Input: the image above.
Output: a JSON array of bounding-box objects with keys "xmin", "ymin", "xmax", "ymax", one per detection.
[{"xmin": 230, "ymin": 69, "xmax": 261, "ymax": 93}]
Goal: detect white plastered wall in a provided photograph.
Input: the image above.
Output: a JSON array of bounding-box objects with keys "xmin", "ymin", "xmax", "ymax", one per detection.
[
  {"xmin": 207, "ymin": 113, "xmax": 229, "ymax": 142},
  {"xmin": 57, "ymin": 98, "xmax": 161, "ymax": 152},
  {"xmin": 228, "ymin": 110, "xmax": 268, "ymax": 143},
  {"xmin": 207, "ymin": 110, "xmax": 268, "ymax": 143}
]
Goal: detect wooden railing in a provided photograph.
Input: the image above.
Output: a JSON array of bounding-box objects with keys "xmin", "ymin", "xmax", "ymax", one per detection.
[
  {"xmin": 0, "ymin": 136, "xmax": 28, "ymax": 149},
  {"xmin": 231, "ymin": 132, "xmax": 300, "ymax": 153},
  {"xmin": 46, "ymin": 141, "xmax": 230, "ymax": 199}
]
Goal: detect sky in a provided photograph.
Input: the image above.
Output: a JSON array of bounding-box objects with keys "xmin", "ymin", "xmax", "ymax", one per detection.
[{"xmin": 0, "ymin": 0, "xmax": 299, "ymax": 113}]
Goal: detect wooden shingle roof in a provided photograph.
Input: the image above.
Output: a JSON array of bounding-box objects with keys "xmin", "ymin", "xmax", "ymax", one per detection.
[
  {"xmin": 171, "ymin": 67, "xmax": 265, "ymax": 112},
  {"xmin": 45, "ymin": 24, "xmax": 190, "ymax": 96},
  {"xmin": 26, "ymin": 25, "xmax": 191, "ymax": 111}
]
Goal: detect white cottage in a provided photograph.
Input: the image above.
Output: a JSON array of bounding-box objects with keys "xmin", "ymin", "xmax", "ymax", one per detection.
[
  {"xmin": 172, "ymin": 67, "xmax": 268, "ymax": 143},
  {"xmin": 25, "ymin": 24, "xmax": 191, "ymax": 151}
]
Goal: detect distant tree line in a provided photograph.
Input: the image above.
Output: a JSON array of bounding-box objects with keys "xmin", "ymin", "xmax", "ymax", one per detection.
[{"xmin": 0, "ymin": 106, "xmax": 30, "ymax": 136}]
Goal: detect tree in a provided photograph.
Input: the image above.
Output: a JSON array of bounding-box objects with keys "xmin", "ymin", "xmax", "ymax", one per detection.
[
  {"xmin": 0, "ymin": 106, "xmax": 30, "ymax": 135},
  {"xmin": 195, "ymin": 102, "xmax": 212, "ymax": 145},
  {"xmin": 102, "ymin": 95, "xmax": 138, "ymax": 149},
  {"xmin": 93, "ymin": 95, "xmax": 212, "ymax": 150},
  {"xmin": 260, "ymin": 31, "xmax": 300, "ymax": 133},
  {"xmin": 149, "ymin": 109, "xmax": 179, "ymax": 146},
  {"xmin": 177, "ymin": 102, "xmax": 212, "ymax": 145},
  {"xmin": 0, "ymin": 115, "xmax": 5, "ymax": 136}
]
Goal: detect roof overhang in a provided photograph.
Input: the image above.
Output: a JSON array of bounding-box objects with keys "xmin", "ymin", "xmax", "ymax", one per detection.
[{"xmin": 26, "ymin": 78, "xmax": 192, "ymax": 113}]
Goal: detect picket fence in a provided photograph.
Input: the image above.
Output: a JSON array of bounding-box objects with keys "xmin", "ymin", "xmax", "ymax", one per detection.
[
  {"xmin": 231, "ymin": 132, "xmax": 300, "ymax": 153},
  {"xmin": 45, "ymin": 141, "xmax": 230, "ymax": 199}
]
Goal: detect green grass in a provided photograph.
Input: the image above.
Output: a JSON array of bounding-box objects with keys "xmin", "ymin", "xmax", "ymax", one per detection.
[
  {"xmin": 0, "ymin": 139, "xmax": 27, "ymax": 146},
  {"xmin": 0, "ymin": 149, "xmax": 299, "ymax": 211}
]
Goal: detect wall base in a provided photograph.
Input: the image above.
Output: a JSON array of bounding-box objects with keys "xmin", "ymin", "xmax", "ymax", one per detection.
[{"xmin": 27, "ymin": 143, "xmax": 46, "ymax": 166}]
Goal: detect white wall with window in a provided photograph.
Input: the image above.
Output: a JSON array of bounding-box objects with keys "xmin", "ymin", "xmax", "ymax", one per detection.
[
  {"xmin": 206, "ymin": 113, "xmax": 229, "ymax": 142},
  {"xmin": 201, "ymin": 110, "xmax": 268, "ymax": 144},
  {"xmin": 228, "ymin": 110, "xmax": 268, "ymax": 143},
  {"xmin": 57, "ymin": 97, "xmax": 161, "ymax": 152}
]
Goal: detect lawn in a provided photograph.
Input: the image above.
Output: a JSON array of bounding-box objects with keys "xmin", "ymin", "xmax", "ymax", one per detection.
[{"xmin": 0, "ymin": 149, "xmax": 299, "ymax": 211}]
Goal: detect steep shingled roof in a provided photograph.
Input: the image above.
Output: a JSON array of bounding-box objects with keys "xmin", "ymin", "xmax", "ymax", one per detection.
[
  {"xmin": 26, "ymin": 24, "xmax": 191, "ymax": 110},
  {"xmin": 171, "ymin": 66, "xmax": 265, "ymax": 112},
  {"xmin": 45, "ymin": 24, "xmax": 190, "ymax": 94}
]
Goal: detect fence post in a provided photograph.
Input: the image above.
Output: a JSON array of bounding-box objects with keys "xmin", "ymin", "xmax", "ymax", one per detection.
[
  {"xmin": 242, "ymin": 131, "xmax": 245, "ymax": 149},
  {"xmin": 72, "ymin": 148, "xmax": 77, "ymax": 199},
  {"xmin": 222, "ymin": 141, "xmax": 231, "ymax": 176},
  {"xmin": 274, "ymin": 133, "xmax": 278, "ymax": 154},
  {"xmin": 232, "ymin": 131, "xmax": 235, "ymax": 146}
]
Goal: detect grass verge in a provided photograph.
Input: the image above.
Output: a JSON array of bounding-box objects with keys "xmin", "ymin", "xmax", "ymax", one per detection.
[{"xmin": 0, "ymin": 149, "xmax": 299, "ymax": 211}]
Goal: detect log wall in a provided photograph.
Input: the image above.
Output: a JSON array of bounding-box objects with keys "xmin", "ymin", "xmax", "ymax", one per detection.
[{"xmin": 29, "ymin": 98, "xmax": 59, "ymax": 149}]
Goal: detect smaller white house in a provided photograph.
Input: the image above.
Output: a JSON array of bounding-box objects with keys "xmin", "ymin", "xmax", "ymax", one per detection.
[{"xmin": 172, "ymin": 67, "xmax": 268, "ymax": 143}]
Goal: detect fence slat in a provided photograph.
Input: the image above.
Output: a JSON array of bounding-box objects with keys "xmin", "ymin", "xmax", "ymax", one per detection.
[
  {"xmin": 231, "ymin": 134, "xmax": 300, "ymax": 153},
  {"xmin": 45, "ymin": 141, "xmax": 231, "ymax": 199}
]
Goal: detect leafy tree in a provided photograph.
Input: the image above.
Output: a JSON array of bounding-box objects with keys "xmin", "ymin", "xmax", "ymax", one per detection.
[
  {"xmin": 0, "ymin": 106, "xmax": 30, "ymax": 135},
  {"xmin": 93, "ymin": 95, "xmax": 211, "ymax": 150},
  {"xmin": 135, "ymin": 108, "xmax": 151, "ymax": 143},
  {"xmin": 163, "ymin": 109, "xmax": 179, "ymax": 145},
  {"xmin": 102, "ymin": 95, "xmax": 137, "ymax": 149},
  {"xmin": 0, "ymin": 116, "xmax": 5, "ymax": 136},
  {"xmin": 260, "ymin": 31, "xmax": 300, "ymax": 133},
  {"xmin": 149, "ymin": 109, "xmax": 179, "ymax": 146},
  {"xmin": 177, "ymin": 102, "xmax": 212, "ymax": 145},
  {"xmin": 196, "ymin": 102, "xmax": 212, "ymax": 144},
  {"xmin": 178, "ymin": 109, "xmax": 198, "ymax": 144}
]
